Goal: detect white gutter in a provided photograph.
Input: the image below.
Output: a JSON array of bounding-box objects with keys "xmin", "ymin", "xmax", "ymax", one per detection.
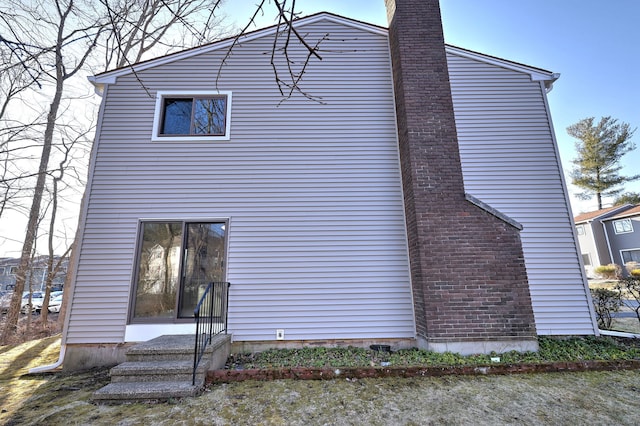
[
  {"xmin": 29, "ymin": 344, "xmax": 66, "ymax": 374},
  {"xmin": 599, "ymin": 329, "xmax": 640, "ymax": 339}
]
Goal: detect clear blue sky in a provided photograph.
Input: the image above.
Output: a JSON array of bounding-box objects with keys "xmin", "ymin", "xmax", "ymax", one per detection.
[{"xmin": 224, "ymin": 0, "xmax": 640, "ymax": 214}]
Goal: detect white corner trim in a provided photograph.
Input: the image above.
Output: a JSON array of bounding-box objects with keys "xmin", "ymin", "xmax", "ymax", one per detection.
[{"xmin": 151, "ymin": 90, "xmax": 232, "ymax": 142}]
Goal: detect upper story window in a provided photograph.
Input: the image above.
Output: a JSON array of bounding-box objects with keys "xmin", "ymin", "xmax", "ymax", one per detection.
[
  {"xmin": 613, "ymin": 218, "xmax": 633, "ymax": 234},
  {"xmin": 576, "ymin": 225, "xmax": 585, "ymax": 235},
  {"xmin": 152, "ymin": 91, "xmax": 231, "ymax": 141}
]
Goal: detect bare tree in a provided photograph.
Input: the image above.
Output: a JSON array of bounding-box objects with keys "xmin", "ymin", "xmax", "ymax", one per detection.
[
  {"xmin": 0, "ymin": 48, "xmax": 46, "ymax": 221},
  {"xmin": 101, "ymin": 0, "xmax": 227, "ymax": 70},
  {"xmin": 39, "ymin": 135, "xmax": 77, "ymax": 325},
  {"xmin": 0, "ymin": 0, "xmax": 106, "ymax": 342},
  {"xmin": 0, "ymin": 0, "xmax": 324, "ymax": 341}
]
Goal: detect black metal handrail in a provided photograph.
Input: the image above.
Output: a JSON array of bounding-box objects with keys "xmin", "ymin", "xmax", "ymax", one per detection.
[{"xmin": 193, "ymin": 281, "xmax": 230, "ymax": 385}]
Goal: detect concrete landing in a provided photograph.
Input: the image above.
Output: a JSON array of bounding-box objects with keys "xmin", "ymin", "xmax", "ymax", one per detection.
[{"xmin": 92, "ymin": 333, "xmax": 231, "ymax": 402}]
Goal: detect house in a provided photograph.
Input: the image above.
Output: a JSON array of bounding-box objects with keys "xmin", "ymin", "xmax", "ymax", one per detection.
[
  {"xmin": 60, "ymin": 2, "xmax": 597, "ymax": 370},
  {"xmin": 575, "ymin": 204, "xmax": 640, "ymax": 277},
  {"xmin": 0, "ymin": 256, "xmax": 68, "ymax": 293}
]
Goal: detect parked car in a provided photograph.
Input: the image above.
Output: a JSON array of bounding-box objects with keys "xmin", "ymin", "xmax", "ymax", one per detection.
[
  {"xmin": 47, "ymin": 294, "xmax": 64, "ymax": 313},
  {"xmin": 31, "ymin": 291, "xmax": 65, "ymax": 313},
  {"xmin": 21, "ymin": 291, "xmax": 46, "ymax": 314}
]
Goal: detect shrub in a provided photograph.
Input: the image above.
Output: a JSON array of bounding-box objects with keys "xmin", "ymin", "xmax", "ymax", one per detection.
[
  {"xmin": 594, "ymin": 264, "xmax": 621, "ymax": 280},
  {"xmin": 625, "ymin": 261, "xmax": 639, "ymax": 273},
  {"xmin": 630, "ymin": 269, "xmax": 640, "ymax": 278},
  {"xmin": 590, "ymin": 288, "xmax": 621, "ymax": 329},
  {"xmin": 615, "ymin": 276, "xmax": 640, "ymax": 324}
]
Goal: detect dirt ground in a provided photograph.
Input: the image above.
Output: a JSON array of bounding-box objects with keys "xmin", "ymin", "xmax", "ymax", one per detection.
[
  {"xmin": 2, "ymin": 302, "xmax": 640, "ymax": 425},
  {"xmin": 1, "ymin": 336, "xmax": 640, "ymax": 425}
]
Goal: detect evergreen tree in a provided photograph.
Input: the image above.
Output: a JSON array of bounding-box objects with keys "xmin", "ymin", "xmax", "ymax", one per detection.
[
  {"xmin": 568, "ymin": 116, "xmax": 638, "ymax": 209},
  {"xmin": 613, "ymin": 192, "xmax": 640, "ymax": 206}
]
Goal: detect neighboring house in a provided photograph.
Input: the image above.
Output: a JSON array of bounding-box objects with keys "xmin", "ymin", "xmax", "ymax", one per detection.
[
  {"xmin": 575, "ymin": 204, "xmax": 640, "ymax": 277},
  {"xmin": 605, "ymin": 205, "xmax": 640, "ymax": 270},
  {"xmin": 0, "ymin": 256, "xmax": 68, "ymax": 293},
  {"xmin": 61, "ymin": 7, "xmax": 597, "ymax": 370}
]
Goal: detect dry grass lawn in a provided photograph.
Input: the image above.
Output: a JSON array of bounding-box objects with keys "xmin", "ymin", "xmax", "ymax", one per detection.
[{"xmin": 1, "ymin": 336, "xmax": 640, "ymax": 425}]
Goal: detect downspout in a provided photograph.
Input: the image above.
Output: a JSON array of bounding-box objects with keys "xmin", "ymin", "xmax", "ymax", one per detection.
[
  {"xmin": 29, "ymin": 345, "xmax": 66, "ymax": 373},
  {"xmin": 599, "ymin": 329, "xmax": 640, "ymax": 339},
  {"xmin": 539, "ymin": 79, "xmax": 599, "ymax": 335},
  {"xmin": 28, "ymin": 78, "xmax": 109, "ymax": 374}
]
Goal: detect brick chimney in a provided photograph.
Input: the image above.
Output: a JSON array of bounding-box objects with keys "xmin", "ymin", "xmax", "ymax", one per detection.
[{"xmin": 385, "ymin": 0, "xmax": 538, "ymax": 353}]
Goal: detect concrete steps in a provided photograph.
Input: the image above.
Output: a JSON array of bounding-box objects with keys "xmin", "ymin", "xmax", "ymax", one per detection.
[
  {"xmin": 109, "ymin": 360, "xmax": 202, "ymax": 383},
  {"xmin": 93, "ymin": 334, "xmax": 231, "ymax": 402}
]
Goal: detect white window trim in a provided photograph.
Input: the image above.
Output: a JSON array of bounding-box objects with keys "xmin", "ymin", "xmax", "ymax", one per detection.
[
  {"xmin": 612, "ymin": 218, "xmax": 633, "ymax": 234},
  {"xmin": 620, "ymin": 247, "xmax": 640, "ymax": 264},
  {"xmin": 151, "ymin": 90, "xmax": 232, "ymax": 141}
]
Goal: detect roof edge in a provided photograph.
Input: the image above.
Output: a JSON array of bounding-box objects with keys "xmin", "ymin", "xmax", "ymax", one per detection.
[
  {"xmin": 574, "ymin": 204, "xmax": 635, "ymax": 224},
  {"xmin": 444, "ymin": 45, "xmax": 559, "ymax": 87},
  {"xmin": 601, "ymin": 205, "xmax": 640, "ymax": 221},
  {"xmin": 89, "ymin": 11, "xmax": 558, "ymax": 89},
  {"xmin": 89, "ymin": 12, "xmax": 387, "ymax": 86}
]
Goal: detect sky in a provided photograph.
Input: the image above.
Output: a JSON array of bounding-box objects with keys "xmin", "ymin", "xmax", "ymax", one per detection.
[{"xmin": 224, "ymin": 0, "xmax": 640, "ymax": 215}]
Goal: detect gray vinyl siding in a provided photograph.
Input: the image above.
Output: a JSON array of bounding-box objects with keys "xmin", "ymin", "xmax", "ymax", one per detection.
[
  {"xmin": 68, "ymin": 16, "xmax": 597, "ymax": 344},
  {"xmin": 605, "ymin": 216, "xmax": 640, "ymax": 267},
  {"xmin": 580, "ymin": 222, "xmax": 612, "ymax": 269},
  {"xmin": 448, "ymin": 53, "xmax": 596, "ymax": 334},
  {"xmin": 66, "ymin": 20, "xmax": 415, "ymax": 344},
  {"xmin": 576, "ymin": 223, "xmax": 601, "ymax": 278}
]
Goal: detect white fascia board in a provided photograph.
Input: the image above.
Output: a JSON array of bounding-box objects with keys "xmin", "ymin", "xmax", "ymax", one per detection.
[
  {"xmin": 602, "ymin": 212, "xmax": 640, "ymax": 221},
  {"xmin": 588, "ymin": 205, "xmax": 635, "ymax": 222},
  {"xmin": 445, "ymin": 45, "xmax": 559, "ymax": 86},
  {"xmin": 89, "ymin": 13, "xmax": 387, "ymax": 87}
]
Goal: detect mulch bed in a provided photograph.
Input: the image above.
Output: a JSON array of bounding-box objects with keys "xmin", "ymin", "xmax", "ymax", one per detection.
[{"xmin": 208, "ymin": 359, "xmax": 640, "ymax": 384}]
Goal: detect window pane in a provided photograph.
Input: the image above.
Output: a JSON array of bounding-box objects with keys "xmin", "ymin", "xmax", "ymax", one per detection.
[
  {"xmin": 614, "ymin": 219, "xmax": 633, "ymax": 234},
  {"xmin": 133, "ymin": 222, "xmax": 183, "ymax": 319},
  {"xmin": 622, "ymin": 250, "xmax": 640, "ymax": 263},
  {"xmin": 581, "ymin": 254, "xmax": 591, "ymax": 266},
  {"xmin": 162, "ymin": 99, "xmax": 192, "ymax": 135},
  {"xmin": 179, "ymin": 223, "xmax": 226, "ymax": 317},
  {"xmin": 193, "ymin": 98, "xmax": 226, "ymax": 135}
]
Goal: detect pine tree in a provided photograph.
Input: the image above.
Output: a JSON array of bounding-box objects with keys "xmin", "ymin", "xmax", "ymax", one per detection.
[
  {"xmin": 613, "ymin": 192, "xmax": 640, "ymax": 206},
  {"xmin": 569, "ymin": 116, "xmax": 638, "ymax": 209}
]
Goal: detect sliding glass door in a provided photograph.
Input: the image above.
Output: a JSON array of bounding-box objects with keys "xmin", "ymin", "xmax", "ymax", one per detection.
[{"xmin": 131, "ymin": 221, "xmax": 226, "ymax": 322}]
